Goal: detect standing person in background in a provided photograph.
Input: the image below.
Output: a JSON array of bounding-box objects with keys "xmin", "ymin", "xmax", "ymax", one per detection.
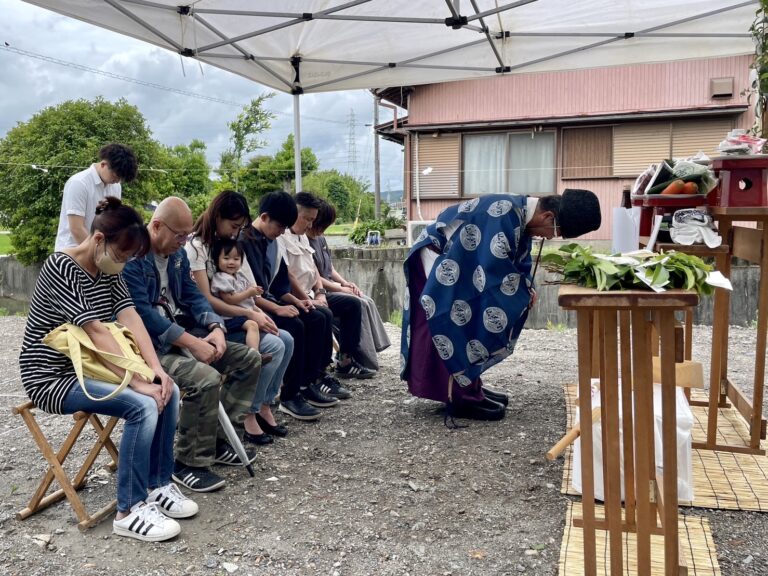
[
  {"xmin": 20, "ymin": 197, "xmax": 197, "ymax": 542},
  {"xmin": 55, "ymin": 143, "xmax": 138, "ymax": 250},
  {"xmin": 186, "ymin": 191, "xmax": 293, "ymax": 443},
  {"xmin": 307, "ymin": 199, "xmax": 391, "ymax": 373}
]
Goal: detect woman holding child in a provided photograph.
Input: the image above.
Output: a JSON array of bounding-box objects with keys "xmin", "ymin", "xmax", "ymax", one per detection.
[
  {"xmin": 19, "ymin": 197, "xmax": 197, "ymax": 542},
  {"xmin": 186, "ymin": 191, "xmax": 294, "ymax": 444}
]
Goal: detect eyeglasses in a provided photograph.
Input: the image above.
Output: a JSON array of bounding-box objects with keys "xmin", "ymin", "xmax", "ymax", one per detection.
[
  {"xmin": 160, "ymin": 221, "xmax": 190, "ymax": 243},
  {"xmin": 106, "ymin": 242, "xmax": 138, "ymax": 264}
]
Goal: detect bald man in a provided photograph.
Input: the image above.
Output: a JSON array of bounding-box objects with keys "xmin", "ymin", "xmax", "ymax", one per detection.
[{"xmin": 123, "ymin": 197, "xmax": 262, "ymax": 493}]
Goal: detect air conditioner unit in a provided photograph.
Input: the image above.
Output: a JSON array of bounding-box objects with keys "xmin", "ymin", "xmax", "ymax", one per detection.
[{"xmin": 406, "ymin": 220, "xmax": 434, "ymax": 247}]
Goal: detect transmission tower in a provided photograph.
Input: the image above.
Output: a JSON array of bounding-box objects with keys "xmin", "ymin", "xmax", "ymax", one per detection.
[{"xmin": 346, "ymin": 108, "xmax": 358, "ymax": 178}]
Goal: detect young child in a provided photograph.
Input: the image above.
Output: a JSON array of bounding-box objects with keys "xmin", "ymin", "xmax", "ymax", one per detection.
[{"xmin": 210, "ymin": 238, "xmax": 271, "ymax": 364}]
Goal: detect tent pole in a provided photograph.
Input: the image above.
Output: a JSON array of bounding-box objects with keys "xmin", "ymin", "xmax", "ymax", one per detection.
[
  {"xmin": 293, "ymin": 93, "xmax": 302, "ymax": 193},
  {"xmin": 374, "ymin": 95, "xmax": 381, "ymax": 219}
]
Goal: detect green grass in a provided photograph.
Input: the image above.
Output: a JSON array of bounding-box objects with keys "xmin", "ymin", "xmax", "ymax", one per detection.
[
  {"xmin": 389, "ymin": 309, "xmax": 402, "ymax": 328},
  {"xmin": 326, "ymin": 223, "xmax": 354, "ymax": 235},
  {"xmin": 0, "ymin": 234, "xmax": 11, "ymax": 255}
]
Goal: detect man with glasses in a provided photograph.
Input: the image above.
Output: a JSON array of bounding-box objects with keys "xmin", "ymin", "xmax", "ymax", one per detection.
[
  {"xmin": 123, "ymin": 197, "xmax": 262, "ymax": 493},
  {"xmin": 400, "ymin": 189, "xmax": 601, "ymax": 424},
  {"xmin": 55, "ymin": 143, "xmax": 138, "ymax": 250}
]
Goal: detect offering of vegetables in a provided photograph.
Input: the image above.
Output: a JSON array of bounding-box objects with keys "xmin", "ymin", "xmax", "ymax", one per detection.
[{"xmin": 541, "ymin": 244, "xmax": 717, "ymax": 295}]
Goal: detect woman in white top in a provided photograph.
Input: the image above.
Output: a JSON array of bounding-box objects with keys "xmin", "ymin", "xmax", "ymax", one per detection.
[{"xmin": 186, "ymin": 191, "xmax": 294, "ymax": 442}]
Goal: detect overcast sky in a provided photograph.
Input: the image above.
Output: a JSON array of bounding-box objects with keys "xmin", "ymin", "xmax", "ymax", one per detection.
[{"xmin": 0, "ymin": 0, "xmax": 405, "ymax": 197}]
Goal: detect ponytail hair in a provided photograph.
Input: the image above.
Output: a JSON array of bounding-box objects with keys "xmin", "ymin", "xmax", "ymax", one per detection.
[{"xmin": 91, "ymin": 196, "xmax": 150, "ymax": 258}]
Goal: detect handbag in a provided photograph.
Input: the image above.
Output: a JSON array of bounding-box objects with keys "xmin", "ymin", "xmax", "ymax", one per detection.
[{"xmin": 43, "ymin": 322, "xmax": 156, "ymax": 402}]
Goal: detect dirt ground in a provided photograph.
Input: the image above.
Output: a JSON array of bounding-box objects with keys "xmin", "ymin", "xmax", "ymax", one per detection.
[{"xmin": 0, "ymin": 316, "xmax": 766, "ymax": 576}]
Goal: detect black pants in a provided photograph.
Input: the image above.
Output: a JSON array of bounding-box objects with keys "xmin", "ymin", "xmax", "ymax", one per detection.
[
  {"xmin": 326, "ymin": 293, "xmax": 363, "ymax": 357},
  {"xmin": 273, "ymin": 306, "xmax": 334, "ymax": 401}
]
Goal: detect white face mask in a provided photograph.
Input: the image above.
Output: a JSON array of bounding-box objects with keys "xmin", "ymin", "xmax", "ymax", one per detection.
[{"xmin": 95, "ymin": 242, "xmax": 126, "ymax": 275}]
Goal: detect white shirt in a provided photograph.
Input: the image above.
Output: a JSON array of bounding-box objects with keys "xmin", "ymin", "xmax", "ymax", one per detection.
[
  {"xmin": 277, "ymin": 230, "xmax": 318, "ymax": 295},
  {"xmin": 54, "ymin": 164, "xmax": 122, "ymax": 250},
  {"xmin": 185, "ymin": 236, "xmax": 256, "ymax": 283}
]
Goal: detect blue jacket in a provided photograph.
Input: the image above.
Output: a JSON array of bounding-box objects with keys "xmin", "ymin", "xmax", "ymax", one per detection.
[{"xmin": 123, "ymin": 248, "xmax": 224, "ymax": 354}]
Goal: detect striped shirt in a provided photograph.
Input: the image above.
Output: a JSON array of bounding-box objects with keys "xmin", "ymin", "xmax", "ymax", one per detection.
[{"xmin": 19, "ymin": 252, "xmax": 135, "ymax": 414}]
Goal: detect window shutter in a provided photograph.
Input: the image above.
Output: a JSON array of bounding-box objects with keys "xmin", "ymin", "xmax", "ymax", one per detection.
[
  {"xmin": 613, "ymin": 123, "xmax": 671, "ymax": 177},
  {"xmin": 562, "ymin": 127, "xmax": 612, "ymax": 178},
  {"xmin": 672, "ymin": 118, "xmax": 734, "ymax": 158},
  {"xmin": 411, "ymin": 134, "xmax": 460, "ymax": 198}
]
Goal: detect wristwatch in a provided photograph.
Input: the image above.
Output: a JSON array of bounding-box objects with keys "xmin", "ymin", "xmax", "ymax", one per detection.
[
  {"xmin": 208, "ymin": 322, "xmax": 226, "ymax": 333},
  {"xmin": 315, "ymin": 288, "xmax": 328, "ymax": 296}
]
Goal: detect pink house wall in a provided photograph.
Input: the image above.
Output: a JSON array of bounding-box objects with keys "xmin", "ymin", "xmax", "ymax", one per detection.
[
  {"xmin": 408, "ymin": 55, "xmax": 752, "ymax": 126},
  {"xmin": 402, "ymin": 55, "xmax": 755, "ymax": 241}
]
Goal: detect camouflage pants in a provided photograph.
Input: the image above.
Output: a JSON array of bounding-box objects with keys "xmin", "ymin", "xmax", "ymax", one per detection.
[{"xmin": 160, "ymin": 342, "xmax": 261, "ymax": 467}]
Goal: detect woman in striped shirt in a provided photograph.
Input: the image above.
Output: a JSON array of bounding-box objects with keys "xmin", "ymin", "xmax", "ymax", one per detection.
[{"xmin": 19, "ymin": 197, "xmax": 197, "ymax": 542}]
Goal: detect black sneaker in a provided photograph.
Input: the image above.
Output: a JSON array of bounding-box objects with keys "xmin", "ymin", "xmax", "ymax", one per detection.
[
  {"xmin": 320, "ymin": 373, "xmax": 352, "ymax": 400},
  {"xmin": 335, "ymin": 358, "xmax": 376, "ymax": 380},
  {"xmin": 303, "ymin": 381, "xmax": 340, "ymax": 408},
  {"xmin": 172, "ymin": 462, "xmax": 226, "ymax": 493},
  {"xmin": 279, "ymin": 395, "xmax": 322, "ymax": 421},
  {"xmin": 214, "ymin": 441, "xmax": 257, "ymax": 466}
]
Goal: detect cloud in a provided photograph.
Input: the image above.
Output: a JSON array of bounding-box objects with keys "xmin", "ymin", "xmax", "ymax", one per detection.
[{"xmin": 0, "ymin": 0, "xmax": 404, "ymax": 194}]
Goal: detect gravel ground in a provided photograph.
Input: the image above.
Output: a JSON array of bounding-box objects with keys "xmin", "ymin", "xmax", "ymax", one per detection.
[{"xmin": 0, "ymin": 316, "xmax": 766, "ymax": 575}]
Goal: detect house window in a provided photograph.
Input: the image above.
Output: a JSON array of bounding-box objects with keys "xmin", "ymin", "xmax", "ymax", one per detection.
[{"xmin": 462, "ymin": 131, "xmax": 555, "ymax": 196}]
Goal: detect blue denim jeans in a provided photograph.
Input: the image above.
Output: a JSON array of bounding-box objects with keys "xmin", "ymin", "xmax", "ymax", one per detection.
[
  {"xmin": 252, "ymin": 329, "xmax": 293, "ymax": 409},
  {"xmin": 61, "ymin": 379, "xmax": 180, "ymax": 513},
  {"xmin": 226, "ymin": 328, "xmax": 294, "ymax": 410}
]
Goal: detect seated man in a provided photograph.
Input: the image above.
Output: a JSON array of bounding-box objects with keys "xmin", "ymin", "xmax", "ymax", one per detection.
[
  {"xmin": 241, "ymin": 191, "xmax": 348, "ymax": 422},
  {"xmin": 307, "ymin": 199, "xmax": 391, "ymax": 373},
  {"xmin": 123, "ymin": 197, "xmax": 262, "ymax": 492},
  {"xmin": 401, "ymin": 189, "xmax": 601, "ymax": 423},
  {"xmin": 281, "ymin": 193, "xmax": 375, "ymax": 380}
]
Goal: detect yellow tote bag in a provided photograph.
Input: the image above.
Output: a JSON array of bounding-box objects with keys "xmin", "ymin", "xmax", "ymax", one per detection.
[{"xmin": 43, "ymin": 322, "xmax": 155, "ymax": 402}]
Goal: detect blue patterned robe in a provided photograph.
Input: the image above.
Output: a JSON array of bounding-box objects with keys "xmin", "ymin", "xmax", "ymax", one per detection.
[{"xmin": 400, "ymin": 195, "xmax": 533, "ymax": 390}]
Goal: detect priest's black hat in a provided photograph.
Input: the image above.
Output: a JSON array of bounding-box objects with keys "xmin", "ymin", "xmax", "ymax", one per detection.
[{"xmin": 558, "ymin": 188, "xmax": 601, "ymax": 238}]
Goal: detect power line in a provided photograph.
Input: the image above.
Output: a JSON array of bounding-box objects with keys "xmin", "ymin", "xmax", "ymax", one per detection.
[{"xmin": 0, "ymin": 44, "xmax": 346, "ymax": 125}]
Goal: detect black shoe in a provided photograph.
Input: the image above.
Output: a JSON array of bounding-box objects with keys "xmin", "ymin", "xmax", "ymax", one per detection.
[
  {"xmin": 335, "ymin": 358, "xmax": 376, "ymax": 380},
  {"xmin": 303, "ymin": 382, "xmax": 340, "ymax": 408},
  {"xmin": 279, "ymin": 395, "xmax": 322, "ymax": 421},
  {"xmin": 172, "ymin": 462, "xmax": 226, "ymax": 493},
  {"xmin": 244, "ymin": 430, "xmax": 274, "ymax": 445},
  {"xmin": 214, "ymin": 441, "xmax": 257, "ymax": 466},
  {"xmin": 449, "ymin": 397, "xmax": 506, "ymax": 421},
  {"xmin": 320, "ymin": 373, "xmax": 352, "ymax": 400},
  {"xmin": 482, "ymin": 387, "xmax": 508, "ymax": 407},
  {"xmin": 255, "ymin": 414, "xmax": 288, "ymax": 437}
]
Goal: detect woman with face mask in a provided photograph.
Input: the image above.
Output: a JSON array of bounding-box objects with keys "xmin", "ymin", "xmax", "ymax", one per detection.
[{"xmin": 19, "ymin": 196, "xmax": 198, "ymax": 542}]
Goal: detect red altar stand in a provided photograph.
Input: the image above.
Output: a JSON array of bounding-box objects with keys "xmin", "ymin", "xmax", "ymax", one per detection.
[{"xmin": 710, "ymin": 155, "xmax": 768, "ymax": 207}]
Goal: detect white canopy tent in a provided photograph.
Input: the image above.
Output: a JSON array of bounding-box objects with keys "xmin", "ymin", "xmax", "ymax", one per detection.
[{"xmin": 23, "ymin": 0, "xmax": 757, "ymax": 192}]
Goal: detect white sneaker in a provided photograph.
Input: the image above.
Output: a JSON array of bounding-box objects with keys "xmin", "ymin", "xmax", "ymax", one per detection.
[
  {"xmin": 147, "ymin": 482, "xmax": 199, "ymax": 519},
  {"xmin": 113, "ymin": 501, "xmax": 181, "ymax": 542}
]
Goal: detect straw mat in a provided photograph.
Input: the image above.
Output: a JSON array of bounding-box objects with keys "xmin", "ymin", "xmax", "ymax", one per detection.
[
  {"xmin": 559, "ymin": 385, "xmax": 768, "ymax": 512},
  {"xmin": 558, "ymin": 502, "xmax": 720, "ymax": 576}
]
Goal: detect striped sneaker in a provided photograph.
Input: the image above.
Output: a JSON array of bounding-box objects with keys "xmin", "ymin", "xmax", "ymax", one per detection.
[
  {"xmin": 113, "ymin": 501, "xmax": 181, "ymax": 542},
  {"xmin": 334, "ymin": 359, "xmax": 376, "ymax": 380},
  {"xmin": 172, "ymin": 463, "xmax": 226, "ymax": 493},
  {"xmin": 147, "ymin": 482, "xmax": 199, "ymax": 519},
  {"xmin": 214, "ymin": 441, "xmax": 257, "ymax": 466}
]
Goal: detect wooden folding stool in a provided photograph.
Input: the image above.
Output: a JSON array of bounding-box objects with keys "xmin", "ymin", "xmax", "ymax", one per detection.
[{"xmin": 12, "ymin": 401, "xmax": 119, "ymax": 531}]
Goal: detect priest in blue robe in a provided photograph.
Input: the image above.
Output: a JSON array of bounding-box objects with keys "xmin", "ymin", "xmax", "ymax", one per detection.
[{"xmin": 400, "ymin": 189, "xmax": 601, "ymax": 423}]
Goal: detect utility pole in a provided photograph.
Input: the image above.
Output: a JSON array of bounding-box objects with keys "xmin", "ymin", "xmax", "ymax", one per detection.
[{"xmin": 373, "ymin": 95, "xmax": 381, "ymax": 219}]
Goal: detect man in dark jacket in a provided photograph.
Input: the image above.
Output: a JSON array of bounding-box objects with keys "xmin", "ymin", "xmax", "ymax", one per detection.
[{"xmin": 123, "ymin": 197, "xmax": 261, "ymax": 493}]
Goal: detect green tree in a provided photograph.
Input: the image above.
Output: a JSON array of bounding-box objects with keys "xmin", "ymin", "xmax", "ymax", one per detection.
[
  {"xmin": 0, "ymin": 97, "xmax": 166, "ymax": 264},
  {"xmin": 223, "ymin": 94, "xmax": 275, "ymax": 190},
  {"xmin": 163, "ymin": 139, "xmax": 212, "ymax": 199}
]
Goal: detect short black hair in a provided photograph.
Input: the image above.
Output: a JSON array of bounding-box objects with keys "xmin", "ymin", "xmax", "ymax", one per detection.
[
  {"xmin": 258, "ymin": 191, "xmax": 298, "ymax": 228},
  {"xmin": 295, "ymin": 191, "xmax": 321, "ymax": 210},
  {"xmin": 212, "ymin": 237, "xmax": 244, "ymax": 270},
  {"xmin": 99, "ymin": 143, "xmax": 138, "ymax": 183}
]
